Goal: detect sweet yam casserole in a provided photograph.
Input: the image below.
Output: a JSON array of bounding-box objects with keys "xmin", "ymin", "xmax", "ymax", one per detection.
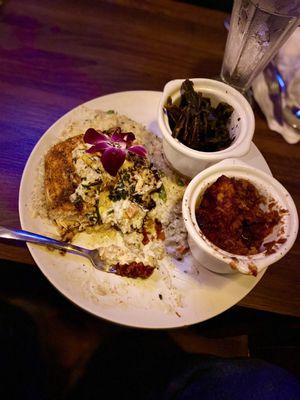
[{"xmin": 41, "ymin": 109, "xmax": 188, "ymax": 278}]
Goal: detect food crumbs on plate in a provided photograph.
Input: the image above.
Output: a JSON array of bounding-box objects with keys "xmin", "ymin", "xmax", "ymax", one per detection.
[
  {"xmin": 229, "ymin": 261, "xmax": 237, "ymax": 270},
  {"xmin": 264, "ymin": 237, "xmax": 287, "ymax": 255},
  {"xmin": 248, "ymin": 264, "xmax": 258, "ymax": 277},
  {"xmin": 114, "ymin": 262, "xmax": 154, "ymax": 279}
]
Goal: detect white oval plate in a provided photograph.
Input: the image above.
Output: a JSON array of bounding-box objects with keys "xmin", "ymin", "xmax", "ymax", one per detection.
[{"xmin": 19, "ymin": 91, "xmax": 270, "ymax": 329}]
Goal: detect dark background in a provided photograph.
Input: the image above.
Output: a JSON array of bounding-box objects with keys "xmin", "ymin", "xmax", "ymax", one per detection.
[
  {"xmin": 181, "ymin": 0, "xmax": 233, "ymax": 12},
  {"xmin": 0, "ymin": 1, "xmax": 299, "ymax": 399}
]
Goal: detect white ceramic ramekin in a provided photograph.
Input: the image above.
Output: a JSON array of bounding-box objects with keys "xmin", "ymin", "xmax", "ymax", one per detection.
[
  {"xmin": 182, "ymin": 158, "xmax": 298, "ymax": 275},
  {"xmin": 158, "ymin": 78, "xmax": 255, "ymax": 178}
]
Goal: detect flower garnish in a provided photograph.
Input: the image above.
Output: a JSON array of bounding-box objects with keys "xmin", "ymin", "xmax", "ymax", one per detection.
[{"xmin": 84, "ymin": 127, "xmax": 147, "ymax": 176}]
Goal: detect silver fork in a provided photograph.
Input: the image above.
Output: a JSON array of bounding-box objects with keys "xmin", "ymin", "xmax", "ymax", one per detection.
[{"xmin": 0, "ymin": 226, "xmax": 114, "ymax": 272}]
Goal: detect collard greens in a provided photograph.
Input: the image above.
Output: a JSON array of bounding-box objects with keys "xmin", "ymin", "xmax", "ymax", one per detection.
[{"xmin": 164, "ymin": 79, "xmax": 234, "ymax": 152}]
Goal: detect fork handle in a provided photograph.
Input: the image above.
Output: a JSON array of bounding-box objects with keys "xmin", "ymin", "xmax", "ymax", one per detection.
[{"xmin": 0, "ymin": 226, "xmax": 90, "ymax": 257}]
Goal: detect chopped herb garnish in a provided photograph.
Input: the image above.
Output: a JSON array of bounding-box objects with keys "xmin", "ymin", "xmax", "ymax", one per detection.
[
  {"xmin": 109, "ymin": 189, "xmax": 128, "ymax": 201},
  {"xmin": 177, "ymin": 178, "xmax": 185, "ymax": 187},
  {"xmin": 158, "ymin": 184, "xmax": 167, "ymax": 201},
  {"xmin": 82, "ymin": 179, "xmax": 102, "ymax": 188},
  {"xmin": 106, "ymin": 110, "xmax": 115, "ymax": 114},
  {"xmin": 122, "ymin": 172, "xmax": 130, "ymax": 181},
  {"xmin": 109, "ymin": 178, "xmax": 129, "ymax": 201},
  {"xmin": 148, "ymin": 198, "xmax": 156, "ymax": 210},
  {"xmin": 73, "ymin": 195, "xmax": 83, "ymax": 211},
  {"xmin": 164, "ymin": 79, "xmax": 234, "ymax": 152},
  {"xmin": 132, "ymin": 193, "xmax": 143, "ymax": 204},
  {"xmin": 88, "ymin": 179, "xmax": 103, "ymax": 187},
  {"xmin": 86, "ymin": 212, "xmax": 98, "ymax": 224}
]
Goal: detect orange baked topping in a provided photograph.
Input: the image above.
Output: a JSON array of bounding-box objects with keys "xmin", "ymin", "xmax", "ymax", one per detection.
[{"xmin": 196, "ymin": 175, "xmax": 281, "ymax": 255}]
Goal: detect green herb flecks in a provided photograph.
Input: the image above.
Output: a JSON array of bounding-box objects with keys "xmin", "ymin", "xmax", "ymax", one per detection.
[
  {"xmin": 86, "ymin": 212, "xmax": 98, "ymax": 225},
  {"xmin": 177, "ymin": 178, "xmax": 185, "ymax": 187},
  {"xmin": 109, "ymin": 183, "xmax": 128, "ymax": 201},
  {"xmin": 109, "ymin": 170, "xmax": 130, "ymax": 201},
  {"xmin": 82, "ymin": 179, "xmax": 103, "ymax": 189},
  {"xmin": 158, "ymin": 184, "xmax": 167, "ymax": 201}
]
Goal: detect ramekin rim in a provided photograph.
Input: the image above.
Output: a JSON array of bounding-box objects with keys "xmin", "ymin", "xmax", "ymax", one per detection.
[
  {"xmin": 182, "ymin": 159, "xmax": 299, "ymax": 270},
  {"xmin": 158, "ymin": 78, "xmax": 255, "ymax": 160}
]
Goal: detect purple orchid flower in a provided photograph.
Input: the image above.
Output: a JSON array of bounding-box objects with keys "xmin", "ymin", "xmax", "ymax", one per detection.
[{"xmin": 83, "ymin": 127, "xmax": 147, "ymax": 176}]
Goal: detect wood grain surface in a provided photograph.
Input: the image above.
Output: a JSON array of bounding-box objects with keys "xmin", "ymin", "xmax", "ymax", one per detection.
[{"xmin": 0, "ymin": 0, "xmax": 299, "ymax": 317}]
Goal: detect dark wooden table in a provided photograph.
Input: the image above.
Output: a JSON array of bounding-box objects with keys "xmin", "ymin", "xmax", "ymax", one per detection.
[{"xmin": 0, "ymin": 0, "xmax": 299, "ymax": 318}]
